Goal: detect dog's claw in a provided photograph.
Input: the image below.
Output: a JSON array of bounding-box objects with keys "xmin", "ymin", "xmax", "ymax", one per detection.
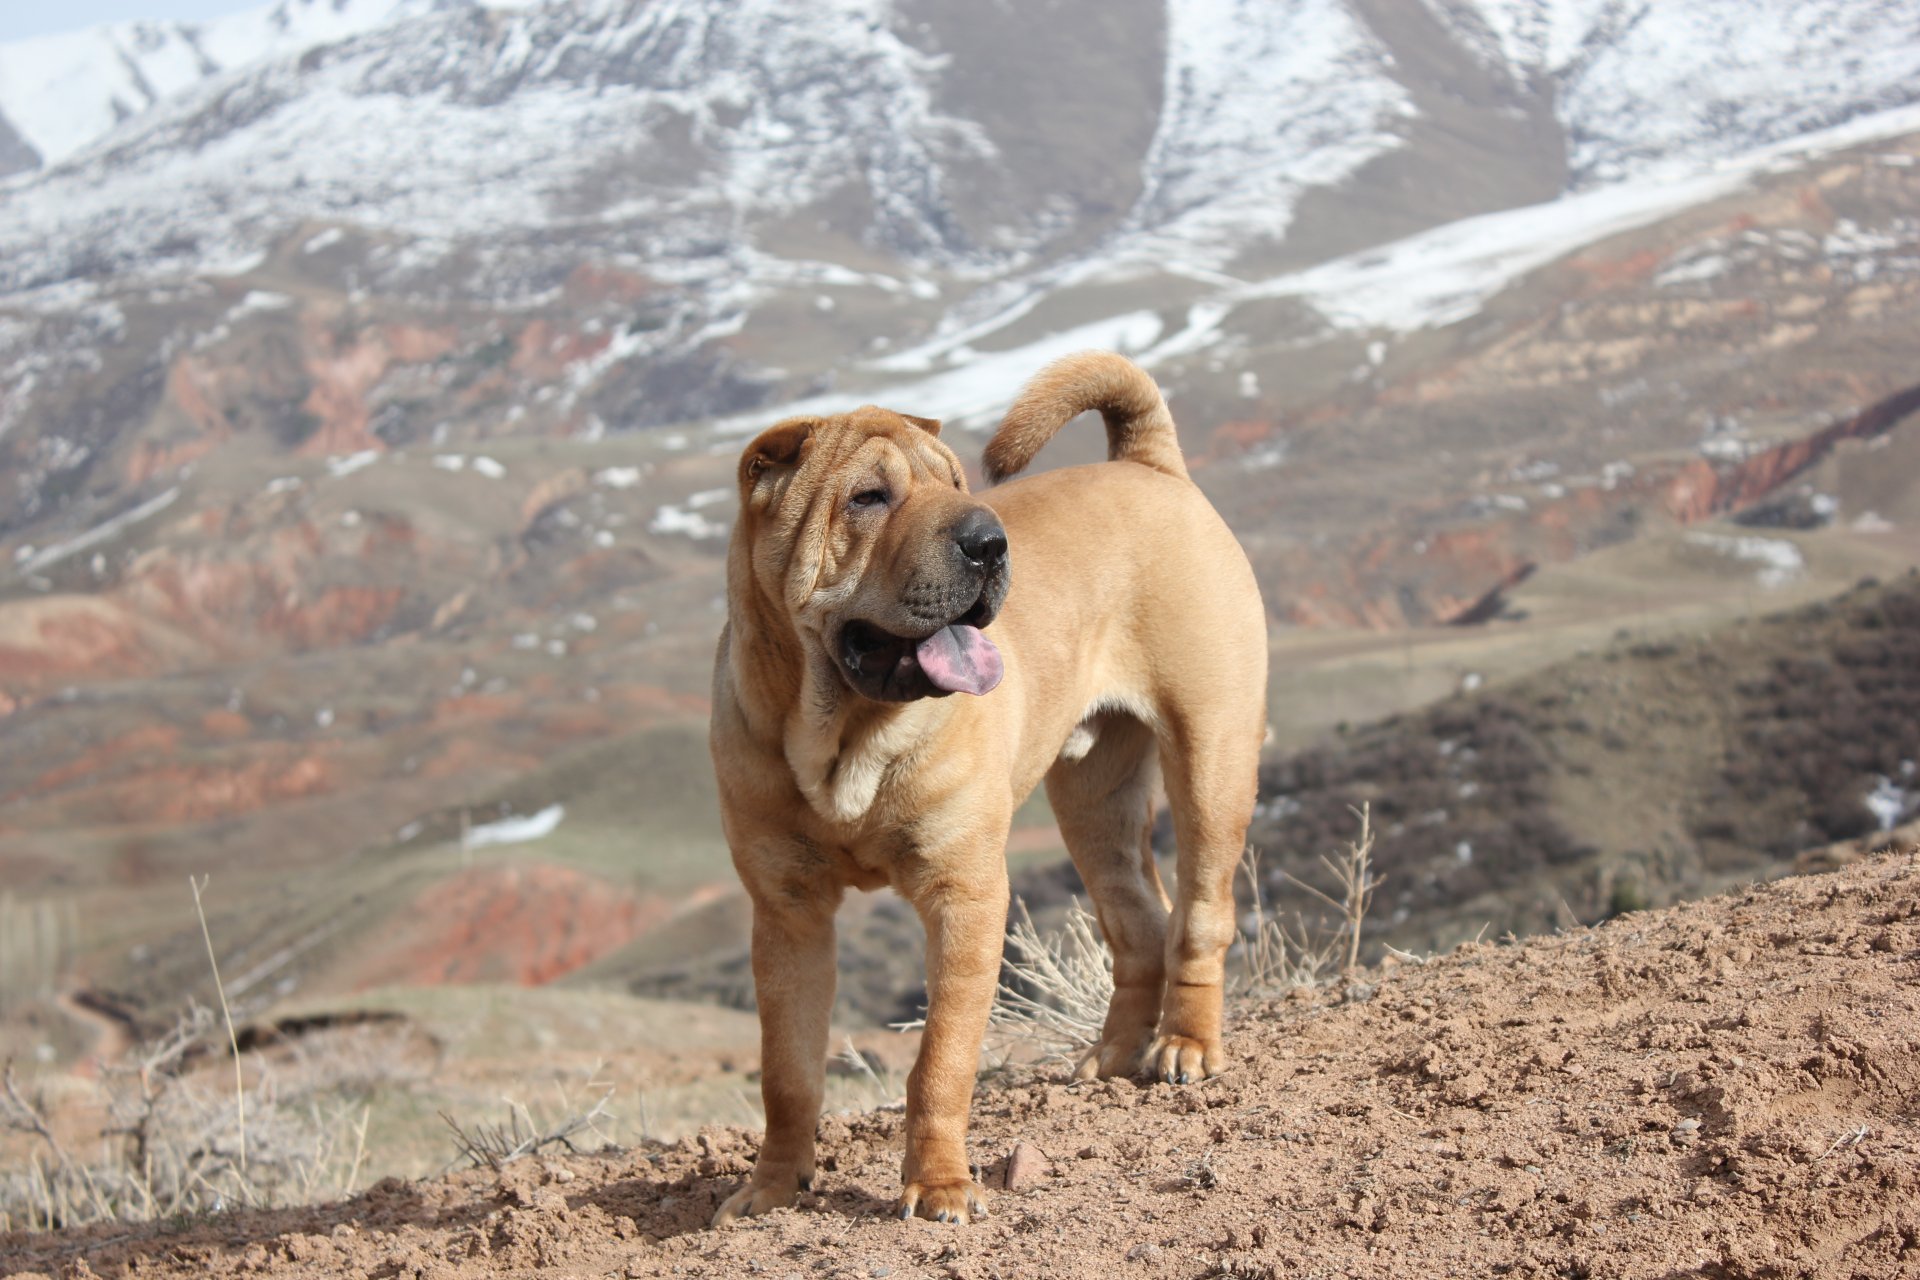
[
  {"xmin": 712, "ymin": 1179, "xmax": 802, "ymax": 1227},
  {"xmin": 1148, "ymin": 1033, "xmax": 1225, "ymax": 1088},
  {"xmin": 897, "ymin": 1203, "xmax": 913, "ymax": 1220},
  {"xmin": 896, "ymin": 1178, "xmax": 988, "ymax": 1224}
]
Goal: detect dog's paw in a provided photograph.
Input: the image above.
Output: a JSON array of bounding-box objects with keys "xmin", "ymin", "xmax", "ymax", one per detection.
[
  {"xmin": 1146, "ymin": 1034, "xmax": 1225, "ymax": 1085},
  {"xmin": 895, "ymin": 1178, "xmax": 989, "ymax": 1224},
  {"xmin": 1072, "ymin": 1037, "xmax": 1147, "ymax": 1081},
  {"xmin": 711, "ymin": 1178, "xmax": 802, "ymax": 1227}
]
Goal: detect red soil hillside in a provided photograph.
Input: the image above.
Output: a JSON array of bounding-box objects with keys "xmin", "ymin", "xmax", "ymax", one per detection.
[{"xmin": 9, "ymin": 850, "xmax": 1918, "ymax": 1280}]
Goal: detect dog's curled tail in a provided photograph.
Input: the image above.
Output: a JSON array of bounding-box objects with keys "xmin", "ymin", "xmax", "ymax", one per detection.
[{"xmin": 984, "ymin": 351, "xmax": 1189, "ymax": 485}]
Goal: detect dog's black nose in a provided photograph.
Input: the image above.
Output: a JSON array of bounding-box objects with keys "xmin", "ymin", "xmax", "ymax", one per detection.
[{"xmin": 952, "ymin": 509, "xmax": 1008, "ymax": 568}]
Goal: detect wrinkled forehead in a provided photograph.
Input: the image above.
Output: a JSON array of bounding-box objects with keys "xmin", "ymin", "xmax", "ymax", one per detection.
[{"xmin": 818, "ymin": 407, "xmax": 961, "ymax": 482}]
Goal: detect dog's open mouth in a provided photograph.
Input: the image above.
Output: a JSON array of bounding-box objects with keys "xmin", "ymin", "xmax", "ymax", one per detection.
[{"xmin": 838, "ymin": 596, "xmax": 1003, "ymax": 701}]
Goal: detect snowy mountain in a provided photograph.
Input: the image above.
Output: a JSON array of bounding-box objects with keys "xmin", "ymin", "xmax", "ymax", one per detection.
[
  {"xmin": 2, "ymin": 0, "xmax": 1919, "ymax": 477},
  {"xmin": 0, "ymin": 0, "xmax": 1406, "ymax": 297},
  {"xmin": 1424, "ymin": 0, "xmax": 1920, "ymax": 184},
  {"xmin": 4, "ymin": 0, "xmax": 1915, "ymax": 302},
  {"xmin": 0, "ymin": 0, "xmax": 432, "ymax": 174}
]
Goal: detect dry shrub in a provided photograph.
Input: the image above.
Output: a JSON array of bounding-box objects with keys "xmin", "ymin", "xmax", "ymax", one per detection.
[
  {"xmin": 991, "ymin": 807, "xmax": 1383, "ymax": 1056},
  {"xmin": 986, "ymin": 898, "xmax": 1113, "ymax": 1062},
  {"xmin": 830, "ymin": 1035, "xmax": 905, "ymax": 1112},
  {"xmin": 440, "ymin": 1084, "xmax": 617, "ymax": 1172},
  {"xmin": 0, "ymin": 879, "xmax": 398, "ymax": 1233},
  {"xmin": 1, "ymin": 1005, "xmax": 377, "ymax": 1232}
]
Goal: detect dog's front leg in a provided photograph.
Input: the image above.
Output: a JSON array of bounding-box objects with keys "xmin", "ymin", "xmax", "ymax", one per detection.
[
  {"xmin": 713, "ymin": 882, "xmax": 841, "ymax": 1226},
  {"xmin": 895, "ymin": 858, "xmax": 1007, "ymax": 1223}
]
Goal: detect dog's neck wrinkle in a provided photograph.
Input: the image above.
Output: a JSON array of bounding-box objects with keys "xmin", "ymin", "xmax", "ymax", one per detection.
[
  {"xmin": 786, "ymin": 663, "xmax": 948, "ymax": 826},
  {"xmin": 725, "ymin": 551, "xmax": 805, "ymax": 746}
]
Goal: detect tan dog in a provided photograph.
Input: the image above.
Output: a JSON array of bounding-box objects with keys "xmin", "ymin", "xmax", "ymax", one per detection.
[{"xmin": 709, "ymin": 351, "xmax": 1266, "ymax": 1225}]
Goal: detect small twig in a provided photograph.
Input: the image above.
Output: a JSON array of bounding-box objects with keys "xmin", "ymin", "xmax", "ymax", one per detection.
[
  {"xmin": 2, "ymin": 1058, "xmax": 72, "ymax": 1168},
  {"xmin": 1281, "ymin": 802, "xmax": 1380, "ymax": 974},
  {"xmin": 344, "ymin": 1105, "xmax": 371, "ymax": 1196},
  {"xmin": 838, "ymin": 1035, "xmax": 895, "ymax": 1104},
  {"xmin": 189, "ymin": 876, "xmax": 247, "ymax": 1180},
  {"xmin": 440, "ymin": 1089, "xmax": 616, "ymax": 1172},
  {"xmin": 1814, "ymin": 1124, "xmax": 1869, "ymax": 1161}
]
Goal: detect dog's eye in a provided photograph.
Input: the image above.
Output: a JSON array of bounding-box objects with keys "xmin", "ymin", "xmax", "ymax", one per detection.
[{"xmin": 849, "ymin": 488, "xmax": 889, "ymax": 510}]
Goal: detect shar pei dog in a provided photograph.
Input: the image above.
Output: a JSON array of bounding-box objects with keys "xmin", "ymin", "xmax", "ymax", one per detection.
[{"xmin": 709, "ymin": 351, "xmax": 1266, "ymax": 1224}]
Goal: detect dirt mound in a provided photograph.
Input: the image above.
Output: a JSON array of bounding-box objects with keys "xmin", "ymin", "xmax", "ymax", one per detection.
[{"xmin": 10, "ymin": 851, "xmax": 1918, "ymax": 1279}]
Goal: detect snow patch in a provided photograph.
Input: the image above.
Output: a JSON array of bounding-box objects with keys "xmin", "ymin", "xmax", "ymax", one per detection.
[
  {"xmin": 594, "ymin": 466, "xmax": 644, "ymax": 489},
  {"xmin": 650, "ymin": 488, "xmax": 733, "ymax": 540},
  {"xmin": 1655, "ymin": 253, "xmax": 1731, "ymax": 287},
  {"xmin": 14, "ymin": 486, "xmax": 179, "ymax": 576},
  {"xmin": 726, "ymin": 310, "xmax": 1164, "ymax": 435},
  {"xmin": 326, "ymin": 450, "xmax": 380, "ymax": 478},
  {"xmin": 466, "ymin": 803, "xmax": 565, "ymax": 849},
  {"xmin": 302, "ymin": 227, "xmax": 346, "ymax": 254},
  {"xmin": 1685, "ymin": 532, "xmax": 1805, "ymax": 589}
]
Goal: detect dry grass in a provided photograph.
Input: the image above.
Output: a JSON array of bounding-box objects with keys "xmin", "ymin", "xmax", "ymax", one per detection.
[
  {"xmin": 992, "ymin": 806, "xmax": 1384, "ymax": 1057},
  {"xmin": 831, "ymin": 1036, "xmax": 905, "ymax": 1112},
  {"xmin": 986, "ymin": 898, "xmax": 1114, "ymax": 1062},
  {"xmin": 439, "ymin": 1083, "xmax": 618, "ymax": 1173},
  {"xmin": 0, "ymin": 880, "xmax": 391, "ymax": 1234},
  {"xmin": 0, "ymin": 893, "xmax": 77, "ymax": 1017},
  {"xmin": 1249, "ymin": 801, "xmax": 1381, "ymax": 988},
  {"xmin": 1233, "ymin": 843, "xmax": 1339, "ymax": 997},
  {"xmin": 0, "ymin": 1004, "xmax": 380, "ymax": 1232}
]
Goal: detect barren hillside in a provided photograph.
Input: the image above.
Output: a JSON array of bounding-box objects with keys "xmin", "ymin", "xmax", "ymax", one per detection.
[{"xmin": 9, "ymin": 851, "xmax": 1916, "ymax": 1280}]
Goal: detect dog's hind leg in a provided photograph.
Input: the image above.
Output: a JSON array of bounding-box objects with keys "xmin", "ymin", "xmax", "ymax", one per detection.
[
  {"xmin": 1149, "ymin": 698, "xmax": 1263, "ymax": 1084},
  {"xmin": 1045, "ymin": 711, "xmax": 1169, "ymax": 1080}
]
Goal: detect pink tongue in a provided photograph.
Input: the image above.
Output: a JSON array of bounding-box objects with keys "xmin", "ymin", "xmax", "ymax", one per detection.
[{"xmin": 915, "ymin": 624, "xmax": 1003, "ymax": 696}]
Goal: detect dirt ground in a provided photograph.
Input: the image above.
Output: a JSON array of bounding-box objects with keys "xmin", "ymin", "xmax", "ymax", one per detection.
[{"xmin": 8, "ymin": 850, "xmax": 1919, "ymax": 1280}]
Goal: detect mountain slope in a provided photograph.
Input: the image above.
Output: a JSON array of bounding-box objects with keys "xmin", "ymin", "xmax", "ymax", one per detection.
[
  {"xmin": 1429, "ymin": 0, "xmax": 1920, "ymax": 183},
  {"xmin": 1250, "ymin": 574, "xmax": 1920, "ymax": 955},
  {"xmin": 7, "ymin": 0, "xmax": 1920, "ymax": 303},
  {"xmin": 0, "ymin": 0, "xmax": 424, "ymax": 175}
]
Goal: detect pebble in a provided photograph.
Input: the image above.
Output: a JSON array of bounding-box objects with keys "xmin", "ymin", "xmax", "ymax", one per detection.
[{"xmin": 1005, "ymin": 1141, "xmax": 1050, "ymax": 1191}]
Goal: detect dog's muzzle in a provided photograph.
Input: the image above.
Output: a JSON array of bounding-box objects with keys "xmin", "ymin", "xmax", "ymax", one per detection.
[{"xmin": 837, "ymin": 514, "xmax": 1010, "ymax": 702}]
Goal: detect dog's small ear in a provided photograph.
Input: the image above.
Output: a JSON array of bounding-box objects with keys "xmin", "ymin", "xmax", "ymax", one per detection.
[
  {"xmin": 897, "ymin": 413, "xmax": 941, "ymax": 437},
  {"xmin": 740, "ymin": 417, "xmax": 816, "ymax": 492}
]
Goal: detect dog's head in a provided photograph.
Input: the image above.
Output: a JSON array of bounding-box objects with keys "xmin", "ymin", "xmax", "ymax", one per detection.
[{"xmin": 733, "ymin": 406, "xmax": 1007, "ymax": 703}]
